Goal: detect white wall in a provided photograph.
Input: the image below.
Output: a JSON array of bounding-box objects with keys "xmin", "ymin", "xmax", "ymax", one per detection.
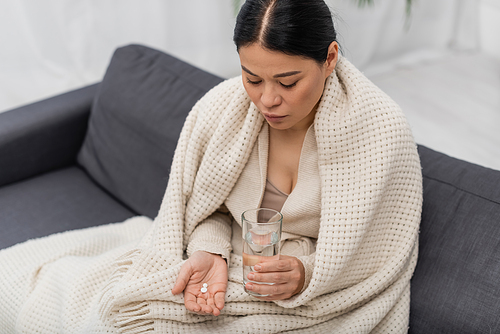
[
  {"xmin": 479, "ymin": 0, "xmax": 500, "ymax": 59},
  {"xmin": 327, "ymin": 0, "xmax": 479, "ymax": 75},
  {"xmin": 0, "ymin": 0, "xmax": 240, "ymax": 113},
  {"xmin": 0, "ymin": 0, "xmax": 484, "ymax": 113}
]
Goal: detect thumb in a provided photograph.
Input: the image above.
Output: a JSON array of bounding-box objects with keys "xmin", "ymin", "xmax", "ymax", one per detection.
[{"xmin": 172, "ymin": 261, "xmax": 192, "ymax": 295}]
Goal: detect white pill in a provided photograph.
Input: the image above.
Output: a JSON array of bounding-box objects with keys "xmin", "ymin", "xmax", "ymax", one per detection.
[
  {"xmin": 201, "ymin": 287, "xmax": 208, "ymax": 293},
  {"xmin": 202, "ymin": 283, "xmax": 208, "ymax": 288}
]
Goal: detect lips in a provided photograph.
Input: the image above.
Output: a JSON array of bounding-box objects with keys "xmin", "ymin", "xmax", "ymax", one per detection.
[{"xmin": 262, "ymin": 113, "xmax": 286, "ymax": 122}]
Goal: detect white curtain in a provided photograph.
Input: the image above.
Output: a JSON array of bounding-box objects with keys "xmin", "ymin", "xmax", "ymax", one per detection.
[{"xmin": 0, "ymin": 0, "xmax": 479, "ymax": 113}]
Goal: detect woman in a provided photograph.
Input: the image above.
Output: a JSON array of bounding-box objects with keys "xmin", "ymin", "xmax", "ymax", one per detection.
[
  {"xmin": 164, "ymin": 0, "xmax": 422, "ymax": 331},
  {"xmin": 172, "ymin": 0, "xmax": 340, "ymax": 311},
  {"xmin": 1, "ymin": 0, "xmax": 422, "ymax": 333}
]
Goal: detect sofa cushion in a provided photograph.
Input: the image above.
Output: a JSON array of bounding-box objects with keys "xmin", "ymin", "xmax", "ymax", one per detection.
[
  {"xmin": 0, "ymin": 167, "xmax": 135, "ymax": 250},
  {"xmin": 410, "ymin": 145, "xmax": 500, "ymax": 334},
  {"xmin": 77, "ymin": 45, "xmax": 223, "ymax": 218}
]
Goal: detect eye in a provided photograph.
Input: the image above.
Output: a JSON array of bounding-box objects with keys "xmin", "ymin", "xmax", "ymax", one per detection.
[
  {"xmin": 280, "ymin": 81, "xmax": 297, "ymax": 89},
  {"xmin": 246, "ymin": 78, "xmax": 262, "ymax": 85}
]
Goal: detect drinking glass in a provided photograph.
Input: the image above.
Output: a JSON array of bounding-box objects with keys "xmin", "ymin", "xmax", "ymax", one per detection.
[{"xmin": 242, "ymin": 208, "xmax": 282, "ymax": 297}]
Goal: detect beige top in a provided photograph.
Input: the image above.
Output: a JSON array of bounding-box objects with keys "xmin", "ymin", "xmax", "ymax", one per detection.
[{"xmin": 261, "ymin": 179, "xmax": 288, "ymax": 213}]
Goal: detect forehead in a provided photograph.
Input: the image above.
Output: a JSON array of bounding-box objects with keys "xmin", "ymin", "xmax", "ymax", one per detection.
[{"xmin": 238, "ymin": 43, "xmax": 318, "ymax": 75}]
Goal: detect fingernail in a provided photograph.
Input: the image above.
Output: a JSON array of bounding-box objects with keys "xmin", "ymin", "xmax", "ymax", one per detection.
[
  {"xmin": 246, "ymin": 283, "xmax": 253, "ymax": 290},
  {"xmin": 248, "ymin": 273, "xmax": 254, "ymax": 280},
  {"xmin": 254, "ymin": 265, "xmax": 261, "ymax": 271}
]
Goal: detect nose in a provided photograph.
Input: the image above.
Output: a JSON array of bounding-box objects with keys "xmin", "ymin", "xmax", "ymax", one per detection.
[{"xmin": 260, "ymin": 85, "xmax": 282, "ymax": 109}]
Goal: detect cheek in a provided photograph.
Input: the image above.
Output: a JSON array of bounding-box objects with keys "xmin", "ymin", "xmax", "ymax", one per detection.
[
  {"xmin": 293, "ymin": 81, "xmax": 324, "ymax": 108},
  {"xmin": 243, "ymin": 84, "xmax": 260, "ymax": 105},
  {"xmin": 308, "ymin": 79, "xmax": 326, "ymax": 100}
]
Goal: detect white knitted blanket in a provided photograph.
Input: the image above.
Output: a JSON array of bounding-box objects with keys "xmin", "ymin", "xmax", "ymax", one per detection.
[{"xmin": 0, "ymin": 57, "xmax": 422, "ymax": 334}]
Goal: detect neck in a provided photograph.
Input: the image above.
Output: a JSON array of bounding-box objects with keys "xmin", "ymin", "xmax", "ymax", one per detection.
[{"xmin": 269, "ymin": 122, "xmax": 311, "ymax": 144}]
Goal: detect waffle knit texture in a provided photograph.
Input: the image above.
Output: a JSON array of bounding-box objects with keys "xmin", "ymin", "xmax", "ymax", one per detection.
[
  {"xmin": 184, "ymin": 121, "xmax": 322, "ymax": 298},
  {"xmin": 0, "ymin": 57, "xmax": 422, "ymax": 333}
]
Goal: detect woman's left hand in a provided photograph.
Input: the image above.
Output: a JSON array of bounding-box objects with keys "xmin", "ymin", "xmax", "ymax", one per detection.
[{"xmin": 244, "ymin": 255, "xmax": 305, "ymax": 300}]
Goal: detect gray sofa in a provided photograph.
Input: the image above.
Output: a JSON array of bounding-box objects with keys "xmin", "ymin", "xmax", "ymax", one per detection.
[{"xmin": 1, "ymin": 44, "xmax": 499, "ymax": 333}]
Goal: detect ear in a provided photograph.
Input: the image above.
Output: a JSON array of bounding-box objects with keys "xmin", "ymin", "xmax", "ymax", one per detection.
[{"xmin": 324, "ymin": 41, "xmax": 339, "ymax": 78}]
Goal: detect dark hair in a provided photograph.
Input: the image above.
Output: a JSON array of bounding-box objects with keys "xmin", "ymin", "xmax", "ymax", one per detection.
[{"xmin": 233, "ymin": 0, "xmax": 338, "ymax": 64}]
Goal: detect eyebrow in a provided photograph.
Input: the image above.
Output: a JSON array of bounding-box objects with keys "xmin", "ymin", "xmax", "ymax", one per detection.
[{"xmin": 241, "ymin": 66, "xmax": 301, "ymax": 78}]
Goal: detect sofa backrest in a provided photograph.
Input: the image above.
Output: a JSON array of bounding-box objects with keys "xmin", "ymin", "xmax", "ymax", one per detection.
[
  {"xmin": 77, "ymin": 44, "xmax": 223, "ymax": 218},
  {"xmin": 411, "ymin": 145, "xmax": 500, "ymax": 333}
]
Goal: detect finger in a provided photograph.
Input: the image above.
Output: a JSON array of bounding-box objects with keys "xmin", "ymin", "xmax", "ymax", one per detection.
[
  {"xmin": 247, "ymin": 271, "xmax": 289, "ymax": 284},
  {"xmin": 200, "ymin": 305, "xmax": 213, "ymax": 314},
  {"xmin": 197, "ymin": 297, "xmax": 215, "ymax": 315},
  {"xmin": 206, "ymin": 295, "xmax": 215, "ymax": 309},
  {"xmin": 245, "ymin": 283, "xmax": 289, "ymax": 300},
  {"xmin": 211, "ymin": 302, "xmax": 221, "ymax": 317},
  {"xmin": 252, "ymin": 293, "xmax": 288, "ymax": 301},
  {"xmin": 242, "ymin": 253, "xmax": 261, "ymax": 266},
  {"xmin": 254, "ymin": 259, "xmax": 292, "ymax": 273},
  {"xmin": 196, "ymin": 296, "xmax": 209, "ymax": 313},
  {"xmin": 172, "ymin": 263, "xmax": 192, "ymax": 295},
  {"xmin": 214, "ymin": 291, "xmax": 225, "ymax": 311},
  {"xmin": 184, "ymin": 296, "xmax": 202, "ymax": 313},
  {"xmin": 245, "ymin": 281, "xmax": 285, "ymax": 297},
  {"xmin": 204, "ymin": 294, "xmax": 222, "ymax": 316},
  {"xmin": 205, "ymin": 297, "xmax": 222, "ymax": 316},
  {"xmin": 185, "ymin": 294, "xmax": 198, "ymax": 306}
]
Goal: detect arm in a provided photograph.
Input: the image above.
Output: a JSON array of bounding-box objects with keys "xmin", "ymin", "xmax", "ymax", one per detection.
[
  {"xmin": 186, "ymin": 205, "xmax": 233, "ymax": 261},
  {"xmin": 296, "ymin": 253, "xmax": 315, "ymax": 293},
  {"xmin": 172, "ymin": 206, "xmax": 233, "ymax": 316}
]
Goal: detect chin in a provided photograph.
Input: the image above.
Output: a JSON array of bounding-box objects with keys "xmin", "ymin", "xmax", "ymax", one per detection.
[{"xmin": 266, "ymin": 122, "xmax": 290, "ymax": 131}]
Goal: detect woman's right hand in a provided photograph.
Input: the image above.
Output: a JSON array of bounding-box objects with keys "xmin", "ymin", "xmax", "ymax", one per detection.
[{"xmin": 171, "ymin": 251, "xmax": 228, "ymax": 316}]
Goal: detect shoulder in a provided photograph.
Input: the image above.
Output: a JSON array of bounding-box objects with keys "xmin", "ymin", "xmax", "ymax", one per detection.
[
  {"xmin": 317, "ymin": 57, "xmax": 418, "ymax": 165},
  {"xmin": 329, "ymin": 57, "xmax": 410, "ymax": 134}
]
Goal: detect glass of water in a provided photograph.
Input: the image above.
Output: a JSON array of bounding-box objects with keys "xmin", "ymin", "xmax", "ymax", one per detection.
[{"xmin": 242, "ymin": 208, "xmax": 282, "ymax": 297}]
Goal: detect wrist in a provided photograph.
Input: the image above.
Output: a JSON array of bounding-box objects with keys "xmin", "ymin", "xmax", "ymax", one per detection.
[
  {"xmin": 186, "ymin": 240, "xmax": 231, "ymax": 261},
  {"xmin": 293, "ymin": 258, "xmax": 306, "ymax": 296},
  {"xmin": 193, "ymin": 251, "xmax": 227, "ymax": 263}
]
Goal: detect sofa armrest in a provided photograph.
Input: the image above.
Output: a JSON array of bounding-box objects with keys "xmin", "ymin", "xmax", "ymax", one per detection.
[
  {"xmin": 410, "ymin": 145, "xmax": 500, "ymax": 334},
  {"xmin": 0, "ymin": 83, "xmax": 99, "ymax": 187}
]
